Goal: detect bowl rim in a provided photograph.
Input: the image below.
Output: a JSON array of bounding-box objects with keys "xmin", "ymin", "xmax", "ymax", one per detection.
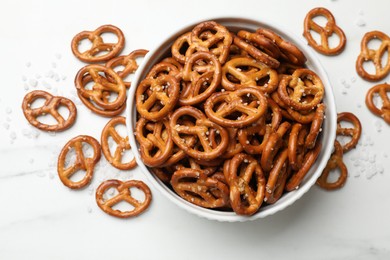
[{"xmin": 125, "ymin": 16, "xmax": 337, "ymax": 222}]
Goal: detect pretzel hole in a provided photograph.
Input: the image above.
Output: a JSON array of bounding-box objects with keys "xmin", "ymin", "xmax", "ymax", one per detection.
[
  {"xmin": 336, "ymin": 135, "xmax": 352, "ymax": 149},
  {"xmin": 312, "ymin": 16, "xmax": 328, "ymax": 28},
  {"xmin": 256, "ymin": 75, "xmax": 270, "ymax": 87},
  {"xmin": 308, "ymin": 29, "xmax": 322, "ymax": 45},
  {"xmin": 361, "ymin": 61, "xmax": 376, "ymax": 75},
  {"xmin": 326, "ymin": 33, "xmax": 341, "ymax": 49},
  {"xmin": 372, "ymin": 93, "xmax": 386, "ymax": 108},
  {"xmin": 367, "ymin": 38, "xmax": 383, "ymax": 50},
  {"xmin": 68, "ymin": 169, "xmax": 88, "ymax": 182},
  {"xmin": 100, "ymin": 32, "xmax": 119, "ymax": 44},
  {"xmin": 324, "ymin": 167, "xmax": 342, "ymax": 183},
  {"xmin": 78, "ymin": 38, "xmax": 93, "ymax": 53},
  {"xmin": 80, "ymin": 145, "xmax": 93, "ymax": 160},
  {"xmin": 121, "ymin": 149, "xmax": 135, "ymax": 164},
  {"xmin": 178, "ymin": 41, "xmax": 190, "ymax": 56},
  {"xmin": 103, "ymin": 187, "xmax": 120, "ymax": 200},
  {"xmin": 36, "ymin": 113, "xmax": 59, "ymax": 126},
  {"xmin": 83, "ymin": 80, "xmax": 95, "ymax": 90},
  {"xmin": 64, "ymin": 147, "xmax": 78, "ymax": 168},
  {"xmin": 226, "ymin": 73, "xmax": 240, "ymax": 83},
  {"xmin": 57, "ymin": 105, "xmax": 70, "ymax": 119},
  {"xmin": 105, "ymin": 92, "xmax": 119, "ymax": 104},
  {"xmin": 29, "ymin": 97, "xmax": 46, "ymax": 109},
  {"xmin": 110, "ymin": 200, "xmax": 134, "ymax": 212},
  {"xmin": 129, "ymin": 186, "xmax": 147, "ymax": 201}
]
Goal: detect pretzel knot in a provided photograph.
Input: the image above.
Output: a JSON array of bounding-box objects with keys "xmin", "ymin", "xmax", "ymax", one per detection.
[
  {"xmin": 277, "ymin": 69, "xmax": 324, "ymax": 111},
  {"xmin": 225, "ymin": 153, "xmax": 266, "ymax": 216},
  {"xmin": 303, "ymin": 7, "xmax": 346, "ymax": 55},
  {"xmin": 356, "ymin": 31, "xmax": 390, "ymax": 81},
  {"xmin": 135, "ymin": 118, "xmax": 173, "ymax": 167},
  {"xmin": 204, "ymin": 87, "xmax": 268, "ymax": 128},
  {"xmin": 336, "ymin": 112, "xmax": 362, "ymax": 152},
  {"xmin": 316, "ymin": 141, "xmax": 347, "ymax": 190},
  {"xmin": 180, "ymin": 51, "xmax": 222, "ymax": 105},
  {"xmin": 365, "ymin": 83, "xmax": 390, "ymax": 124},
  {"xmin": 96, "ymin": 179, "xmax": 152, "ymax": 218},
  {"xmin": 22, "ymin": 90, "xmax": 77, "ymax": 132},
  {"xmin": 170, "ymin": 168, "xmax": 230, "ymax": 208},
  {"xmin": 170, "ymin": 106, "xmax": 229, "ymax": 161},
  {"xmin": 136, "ymin": 75, "xmax": 180, "ymax": 121},
  {"xmin": 75, "ymin": 64, "xmax": 127, "ymax": 112},
  {"xmin": 71, "ymin": 24, "xmax": 125, "ymax": 63},
  {"xmin": 106, "ymin": 49, "xmax": 148, "ymax": 88},
  {"xmin": 57, "ymin": 135, "xmax": 101, "ymax": 189},
  {"xmin": 190, "ymin": 21, "xmax": 233, "ymax": 64},
  {"xmin": 101, "ymin": 116, "xmax": 137, "ymax": 170},
  {"xmin": 238, "ymin": 123, "xmax": 270, "ymax": 155},
  {"xmin": 221, "ymin": 56, "xmax": 279, "ymax": 93}
]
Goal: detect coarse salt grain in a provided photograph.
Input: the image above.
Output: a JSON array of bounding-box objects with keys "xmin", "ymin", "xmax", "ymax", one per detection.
[
  {"xmin": 355, "ymin": 18, "xmax": 366, "ymax": 27},
  {"xmin": 29, "ymin": 79, "xmax": 38, "ymax": 88}
]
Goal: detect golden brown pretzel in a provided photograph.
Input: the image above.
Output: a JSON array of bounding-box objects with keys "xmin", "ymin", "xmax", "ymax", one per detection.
[
  {"xmin": 288, "ymin": 123, "xmax": 308, "ymax": 171},
  {"xmin": 316, "ymin": 141, "xmax": 347, "ymax": 190},
  {"xmin": 174, "ymin": 157, "xmax": 219, "ymax": 177},
  {"xmin": 260, "ymin": 122, "xmax": 291, "ymax": 172},
  {"xmin": 169, "ymin": 106, "xmax": 229, "ymax": 161},
  {"xmin": 233, "ymin": 35, "xmax": 280, "ymax": 68},
  {"xmin": 170, "ymin": 168, "xmax": 229, "ymax": 208},
  {"xmin": 57, "ymin": 135, "xmax": 101, "ymax": 189},
  {"xmin": 365, "ymin": 83, "xmax": 390, "ymax": 124},
  {"xmin": 96, "ymin": 179, "xmax": 152, "ymax": 218},
  {"xmin": 305, "ymin": 103, "xmax": 326, "ymax": 149},
  {"xmin": 256, "ymin": 28, "xmax": 307, "ymax": 66},
  {"xmin": 136, "ymin": 75, "xmax": 180, "ymax": 121},
  {"xmin": 190, "ymin": 21, "xmax": 233, "ymax": 64},
  {"xmin": 285, "ymin": 141, "xmax": 322, "ymax": 191},
  {"xmin": 227, "ymin": 153, "xmax": 266, "ymax": 215},
  {"xmin": 171, "ymin": 32, "xmax": 194, "ymax": 64},
  {"xmin": 221, "ymin": 56, "xmax": 279, "ymax": 92},
  {"xmin": 71, "ymin": 24, "xmax": 125, "ymax": 63},
  {"xmin": 277, "ymin": 69, "xmax": 324, "ymax": 111},
  {"xmin": 22, "ymin": 90, "xmax": 77, "ymax": 132},
  {"xmin": 101, "ymin": 116, "xmax": 137, "ymax": 170},
  {"xmin": 147, "ymin": 61, "xmax": 181, "ymax": 79},
  {"xmin": 135, "ymin": 117, "xmax": 173, "ymax": 167},
  {"xmin": 209, "ymin": 127, "xmax": 243, "ymax": 159},
  {"xmin": 264, "ymin": 149, "xmax": 289, "ymax": 204},
  {"xmin": 336, "ymin": 112, "xmax": 362, "ymax": 152},
  {"xmin": 75, "ymin": 64, "xmax": 127, "ymax": 110},
  {"xmin": 105, "ymin": 49, "xmax": 148, "ymax": 88},
  {"xmin": 180, "ymin": 51, "xmax": 222, "ymax": 105},
  {"xmin": 204, "ymin": 87, "xmax": 268, "ymax": 128},
  {"xmin": 237, "ymin": 123, "xmax": 270, "ymax": 155},
  {"xmin": 356, "ymin": 31, "xmax": 390, "ymax": 81},
  {"xmin": 303, "ymin": 7, "xmax": 346, "ymax": 55},
  {"xmin": 237, "ymin": 30, "xmax": 281, "ymax": 59}
]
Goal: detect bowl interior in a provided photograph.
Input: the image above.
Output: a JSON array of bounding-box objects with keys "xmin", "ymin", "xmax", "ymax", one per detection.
[{"xmin": 126, "ymin": 17, "xmax": 337, "ymax": 222}]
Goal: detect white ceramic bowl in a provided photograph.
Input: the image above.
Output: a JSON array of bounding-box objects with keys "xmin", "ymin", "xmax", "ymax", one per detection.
[{"xmin": 126, "ymin": 17, "xmax": 337, "ymax": 222}]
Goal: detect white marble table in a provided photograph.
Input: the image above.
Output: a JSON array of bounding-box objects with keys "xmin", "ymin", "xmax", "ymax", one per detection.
[{"xmin": 1, "ymin": 0, "xmax": 389, "ymax": 259}]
